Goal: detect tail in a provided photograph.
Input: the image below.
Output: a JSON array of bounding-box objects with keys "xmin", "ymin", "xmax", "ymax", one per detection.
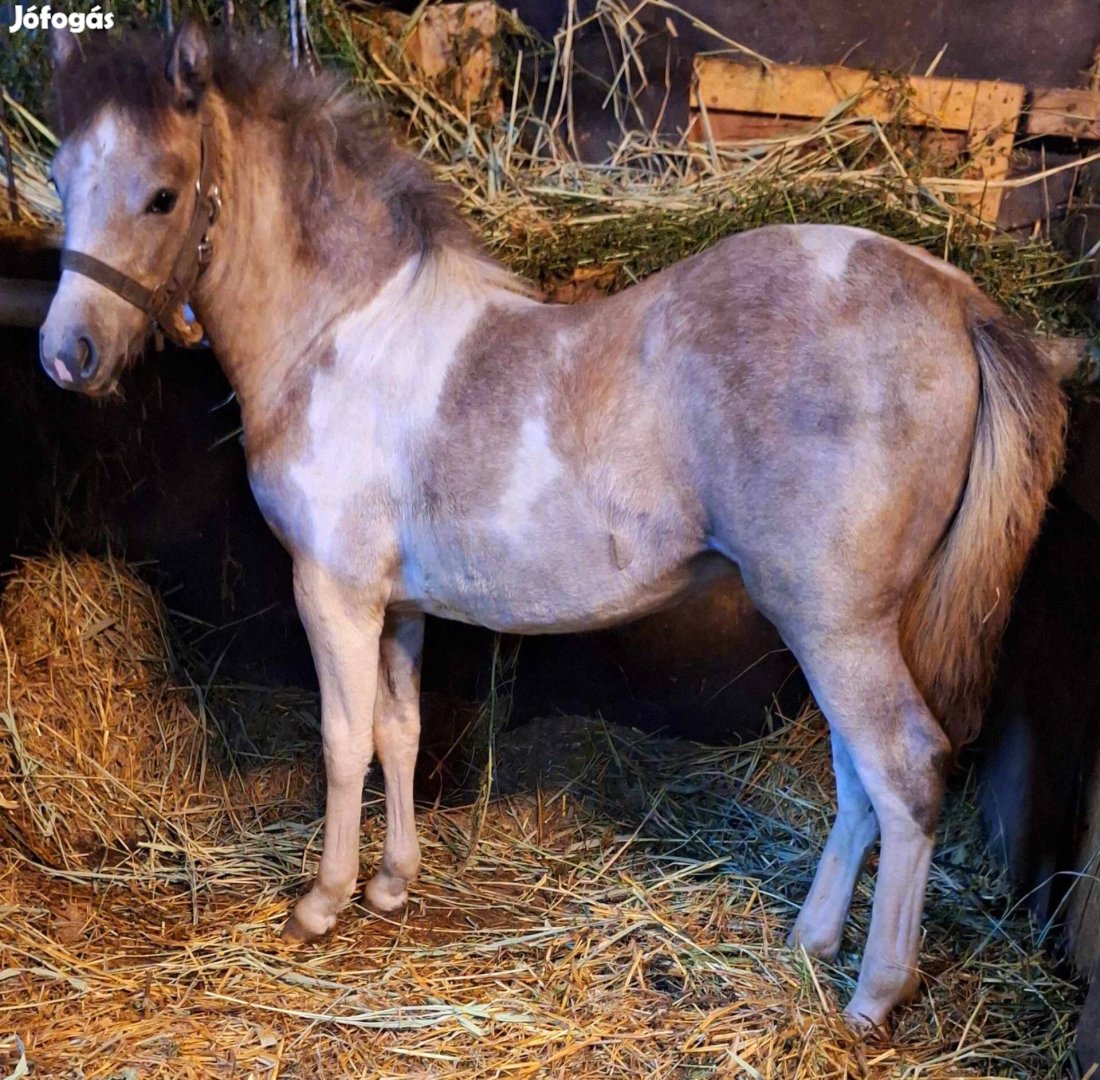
[{"xmin": 899, "ymin": 306, "xmax": 1067, "ymax": 751}]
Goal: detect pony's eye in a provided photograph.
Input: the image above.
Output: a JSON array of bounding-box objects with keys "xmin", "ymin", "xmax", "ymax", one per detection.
[{"xmin": 145, "ymin": 188, "xmax": 179, "ymax": 215}]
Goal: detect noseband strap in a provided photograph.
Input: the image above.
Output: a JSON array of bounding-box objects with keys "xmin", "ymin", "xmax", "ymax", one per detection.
[
  {"xmin": 59, "ymin": 122, "xmax": 221, "ymax": 349},
  {"xmin": 59, "ymin": 249, "xmax": 156, "ymax": 311}
]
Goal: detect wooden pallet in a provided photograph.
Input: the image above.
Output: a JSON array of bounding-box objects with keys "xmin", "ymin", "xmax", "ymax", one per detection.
[
  {"xmin": 690, "ymin": 57, "xmax": 1026, "ymax": 226},
  {"xmin": 1027, "ymin": 86, "xmax": 1100, "ymax": 141},
  {"xmin": 352, "ymin": 1, "xmax": 502, "ymax": 122}
]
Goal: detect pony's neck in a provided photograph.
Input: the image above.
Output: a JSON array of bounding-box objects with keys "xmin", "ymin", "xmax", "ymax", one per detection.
[{"xmin": 188, "ymin": 94, "xmax": 420, "ymax": 422}]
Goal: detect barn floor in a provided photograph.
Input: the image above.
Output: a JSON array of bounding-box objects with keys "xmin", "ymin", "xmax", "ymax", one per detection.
[{"xmin": 0, "ymin": 707, "xmax": 1081, "ymax": 1079}]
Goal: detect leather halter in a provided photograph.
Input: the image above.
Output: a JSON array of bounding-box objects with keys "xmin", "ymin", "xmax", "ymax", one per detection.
[{"xmin": 59, "ymin": 122, "xmax": 221, "ymax": 349}]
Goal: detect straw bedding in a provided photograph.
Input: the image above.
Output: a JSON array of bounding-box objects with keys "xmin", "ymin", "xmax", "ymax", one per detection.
[{"xmin": 0, "ymin": 553, "xmax": 1083, "ymax": 1077}]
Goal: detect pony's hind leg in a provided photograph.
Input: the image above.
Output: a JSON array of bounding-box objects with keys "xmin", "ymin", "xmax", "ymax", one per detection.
[
  {"xmin": 363, "ymin": 612, "xmax": 424, "ymax": 914},
  {"xmin": 784, "ymin": 619, "xmax": 950, "ymax": 1028},
  {"xmin": 789, "ymin": 730, "xmax": 879, "ymax": 960}
]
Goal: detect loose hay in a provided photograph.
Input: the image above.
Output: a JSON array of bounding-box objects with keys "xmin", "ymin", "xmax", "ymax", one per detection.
[
  {"xmin": 0, "ymin": 696, "xmax": 1082, "ymax": 1076},
  {"xmin": 0, "ymin": 554, "xmax": 1081, "ymax": 1073},
  {"xmin": 0, "ymin": 553, "xmax": 323, "ymax": 875},
  {"xmin": 0, "ymin": 552, "xmax": 206, "ymax": 869}
]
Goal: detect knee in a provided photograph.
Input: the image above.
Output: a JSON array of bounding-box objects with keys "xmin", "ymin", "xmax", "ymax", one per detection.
[{"xmin": 322, "ymin": 707, "xmax": 374, "ymax": 765}]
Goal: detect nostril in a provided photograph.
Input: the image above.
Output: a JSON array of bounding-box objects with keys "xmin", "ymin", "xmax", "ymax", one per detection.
[{"xmin": 76, "ymin": 336, "xmax": 98, "ymax": 378}]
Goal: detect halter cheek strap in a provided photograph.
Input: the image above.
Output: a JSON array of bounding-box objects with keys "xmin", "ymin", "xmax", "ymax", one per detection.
[{"xmin": 58, "ymin": 121, "xmax": 221, "ymax": 350}]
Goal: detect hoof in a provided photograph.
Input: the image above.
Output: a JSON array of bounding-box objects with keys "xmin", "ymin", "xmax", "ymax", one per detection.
[
  {"xmin": 363, "ymin": 874, "xmax": 409, "ymax": 916},
  {"xmin": 843, "ymin": 976, "xmax": 918, "ymax": 1034},
  {"xmin": 281, "ymin": 909, "xmax": 328, "ymax": 944},
  {"xmin": 841, "ymin": 1005, "xmax": 889, "ymax": 1038}
]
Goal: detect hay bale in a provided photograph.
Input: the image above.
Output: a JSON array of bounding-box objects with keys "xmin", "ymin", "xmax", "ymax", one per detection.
[{"xmin": 0, "ymin": 552, "xmax": 206, "ymax": 868}]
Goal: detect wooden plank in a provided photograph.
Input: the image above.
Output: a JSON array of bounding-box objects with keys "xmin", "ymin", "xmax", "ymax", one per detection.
[
  {"xmin": 687, "ymin": 111, "xmax": 824, "ymax": 144},
  {"xmin": 961, "ymin": 80, "xmax": 1027, "ymax": 224},
  {"xmin": 692, "ymin": 56, "xmax": 988, "ymax": 131},
  {"xmin": 357, "ymin": 2, "xmax": 502, "ymax": 122},
  {"xmin": 1067, "ymin": 758, "xmax": 1100, "ymax": 977},
  {"xmin": 1027, "ymin": 86, "xmax": 1100, "ymax": 140},
  {"xmin": 687, "ymin": 110, "xmax": 966, "ymax": 167},
  {"xmin": 691, "ymin": 57, "xmax": 1026, "ymax": 225}
]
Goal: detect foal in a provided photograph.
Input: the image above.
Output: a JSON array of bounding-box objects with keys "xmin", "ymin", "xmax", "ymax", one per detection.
[{"xmin": 40, "ymin": 25, "xmax": 1065, "ymax": 1028}]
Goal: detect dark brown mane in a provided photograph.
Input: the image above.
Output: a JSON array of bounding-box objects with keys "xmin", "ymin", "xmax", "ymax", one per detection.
[{"xmin": 53, "ymin": 28, "xmax": 467, "ymax": 261}]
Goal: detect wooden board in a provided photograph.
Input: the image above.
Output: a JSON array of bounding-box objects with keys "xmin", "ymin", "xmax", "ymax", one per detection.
[
  {"xmin": 1068, "ymin": 761, "xmax": 1100, "ymax": 977},
  {"xmin": 692, "ymin": 57, "xmax": 988, "ymax": 130},
  {"xmin": 691, "ymin": 57, "xmax": 1025, "ymax": 225},
  {"xmin": 687, "ymin": 111, "xmax": 821, "ymax": 143},
  {"xmin": 687, "ymin": 110, "xmax": 967, "ymax": 174},
  {"xmin": 962, "ymin": 79, "xmax": 1027, "ymax": 224},
  {"xmin": 1068, "ymin": 754, "xmax": 1100, "ymax": 1070},
  {"xmin": 1027, "ymin": 86, "xmax": 1100, "ymax": 140}
]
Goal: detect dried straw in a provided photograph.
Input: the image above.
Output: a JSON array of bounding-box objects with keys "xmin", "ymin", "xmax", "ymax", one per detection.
[
  {"xmin": 0, "ymin": 552, "xmax": 207, "ymax": 869},
  {"xmin": 329, "ymin": 1, "xmax": 1097, "ymax": 335},
  {"xmin": 0, "ymin": 553, "xmax": 1081, "ymax": 1074},
  {"xmin": 0, "ymin": 695, "xmax": 1081, "ymax": 1076},
  {"xmin": 0, "ymin": 552, "xmax": 319, "ymax": 873}
]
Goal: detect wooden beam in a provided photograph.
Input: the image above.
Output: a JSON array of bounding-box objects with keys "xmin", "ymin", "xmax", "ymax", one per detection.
[
  {"xmin": 692, "ymin": 57, "xmax": 992, "ymax": 131},
  {"xmin": 691, "ymin": 58, "xmax": 1026, "ymax": 225},
  {"xmin": 1026, "ymin": 86, "xmax": 1100, "ymax": 140},
  {"xmin": 961, "ymin": 80, "xmax": 1027, "ymax": 225},
  {"xmin": 687, "ymin": 111, "xmax": 825, "ymax": 144}
]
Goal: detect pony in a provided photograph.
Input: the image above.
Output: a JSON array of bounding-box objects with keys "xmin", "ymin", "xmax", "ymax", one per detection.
[{"xmin": 39, "ymin": 23, "xmax": 1066, "ymax": 1029}]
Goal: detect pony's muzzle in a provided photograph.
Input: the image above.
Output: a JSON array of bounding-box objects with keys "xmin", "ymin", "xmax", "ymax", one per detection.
[{"xmin": 40, "ymin": 325, "xmax": 102, "ymax": 392}]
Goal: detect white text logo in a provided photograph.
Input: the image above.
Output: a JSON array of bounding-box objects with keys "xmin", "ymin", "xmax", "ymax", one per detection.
[{"xmin": 8, "ymin": 6, "xmax": 115, "ymax": 32}]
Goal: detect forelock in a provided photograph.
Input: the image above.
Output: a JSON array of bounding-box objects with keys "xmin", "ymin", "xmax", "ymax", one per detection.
[{"xmin": 52, "ymin": 31, "xmax": 176, "ymax": 140}]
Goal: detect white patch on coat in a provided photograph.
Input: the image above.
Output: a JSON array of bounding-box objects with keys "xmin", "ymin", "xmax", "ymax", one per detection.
[
  {"xmin": 798, "ymin": 224, "xmax": 976, "ymax": 292},
  {"xmin": 492, "ymin": 409, "xmax": 563, "ymax": 537},
  {"xmin": 795, "ymin": 225, "xmax": 863, "ymax": 283},
  {"xmin": 82, "ymin": 109, "xmax": 122, "ymax": 163},
  {"xmin": 288, "ymin": 252, "xmax": 534, "ymax": 568}
]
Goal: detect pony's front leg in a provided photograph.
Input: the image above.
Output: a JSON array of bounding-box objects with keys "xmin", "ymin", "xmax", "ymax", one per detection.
[
  {"xmin": 363, "ymin": 611, "xmax": 424, "ymax": 914},
  {"xmin": 283, "ymin": 559, "xmax": 386, "ymax": 943}
]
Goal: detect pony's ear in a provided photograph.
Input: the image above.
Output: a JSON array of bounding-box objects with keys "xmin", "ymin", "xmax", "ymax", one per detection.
[
  {"xmin": 166, "ymin": 21, "xmax": 212, "ymax": 113},
  {"xmin": 50, "ymin": 27, "xmax": 81, "ymax": 68}
]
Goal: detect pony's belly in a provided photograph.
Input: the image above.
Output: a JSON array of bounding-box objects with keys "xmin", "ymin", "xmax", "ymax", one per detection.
[{"xmin": 394, "ymin": 524, "xmax": 722, "ymax": 634}]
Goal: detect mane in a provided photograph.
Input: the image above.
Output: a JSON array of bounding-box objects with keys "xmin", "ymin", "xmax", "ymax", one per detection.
[{"xmin": 52, "ymin": 29, "xmax": 471, "ymax": 263}]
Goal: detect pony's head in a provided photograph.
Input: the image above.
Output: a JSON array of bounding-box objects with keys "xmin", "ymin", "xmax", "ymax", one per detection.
[{"xmin": 41, "ymin": 23, "xmax": 214, "ymax": 395}]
